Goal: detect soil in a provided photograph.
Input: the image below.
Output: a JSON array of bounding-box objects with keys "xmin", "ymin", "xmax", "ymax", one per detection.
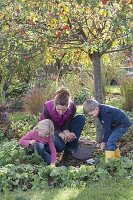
[
  {"xmin": 57, "ymin": 128, "xmax": 133, "ymax": 167},
  {"xmin": 119, "ymin": 127, "xmax": 133, "ymax": 159}
]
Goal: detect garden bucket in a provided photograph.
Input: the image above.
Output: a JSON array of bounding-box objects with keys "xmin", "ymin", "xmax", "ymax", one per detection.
[{"xmin": 72, "ymin": 138, "xmax": 96, "ymax": 160}]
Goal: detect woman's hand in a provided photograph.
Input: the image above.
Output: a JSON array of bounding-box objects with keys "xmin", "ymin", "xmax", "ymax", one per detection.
[
  {"xmin": 29, "ymin": 140, "xmax": 36, "ymax": 145},
  {"xmin": 59, "ymin": 132, "xmax": 67, "ymax": 141},
  {"xmin": 65, "ymin": 132, "xmax": 76, "ymax": 142},
  {"xmin": 100, "ymin": 142, "xmax": 105, "ymax": 151}
]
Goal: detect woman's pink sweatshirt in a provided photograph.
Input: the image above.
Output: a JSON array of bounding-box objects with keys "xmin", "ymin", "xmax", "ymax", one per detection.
[{"xmin": 19, "ymin": 130, "xmax": 56, "ymax": 164}]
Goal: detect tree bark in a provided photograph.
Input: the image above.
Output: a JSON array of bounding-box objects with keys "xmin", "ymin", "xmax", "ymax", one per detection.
[
  {"xmin": 91, "ymin": 52, "xmax": 103, "ymax": 103},
  {"xmin": 90, "ymin": 52, "xmax": 103, "ymax": 143}
]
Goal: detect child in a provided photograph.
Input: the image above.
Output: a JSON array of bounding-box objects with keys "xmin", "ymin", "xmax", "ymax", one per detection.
[
  {"xmin": 83, "ymin": 99, "xmax": 132, "ymax": 161},
  {"xmin": 19, "ymin": 119, "xmax": 56, "ymax": 165}
]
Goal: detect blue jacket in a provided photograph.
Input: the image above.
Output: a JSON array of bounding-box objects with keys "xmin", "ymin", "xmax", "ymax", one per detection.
[{"xmin": 98, "ymin": 104, "xmax": 132, "ymax": 143}]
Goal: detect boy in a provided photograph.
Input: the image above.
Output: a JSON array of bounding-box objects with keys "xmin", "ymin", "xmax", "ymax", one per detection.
[{"xmin": 83, "ymin": 99, "xmax": 132, "ymax": 161}]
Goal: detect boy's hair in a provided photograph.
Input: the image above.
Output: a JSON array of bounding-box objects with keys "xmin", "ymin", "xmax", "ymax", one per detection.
[
  {"xmin": 83, "ymin": 99, "xmax": 99, "ymax": 114},
  {"xmin": 54, "ymin": 87, "xmax": 70, "ymax": 106},
  {"xmin": 37, "ymin": 119, "xmax": 54, "ymax": 136}
]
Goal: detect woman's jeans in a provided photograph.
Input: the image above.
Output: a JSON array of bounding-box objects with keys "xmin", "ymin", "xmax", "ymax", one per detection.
[
  {"xmin": 35, "ymin": 143, "xmax": 51, "ymax": 165},
  {"xmin": 54, "ymin": 115, "xmax": 85, "ymax": 152},
  {"xmin": 105, "ymin": 127, "xmax": 129, "ymax": 151}
]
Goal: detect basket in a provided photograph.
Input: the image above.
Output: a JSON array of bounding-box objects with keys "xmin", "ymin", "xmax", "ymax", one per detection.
[{"xmin": 72, "ymin": 138, "xmax": 96, "ymax": 160}]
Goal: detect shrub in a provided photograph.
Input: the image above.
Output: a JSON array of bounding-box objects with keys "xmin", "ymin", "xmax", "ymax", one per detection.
[
  {"xmin": 74, "ymin": 88, "xmax": 91, "ymax": 105},
  {"xmin": 24, "ymin": 82, "xmax": 57, "ymax": 115},
  {"xmin": 24, "ymin": 87, "xmax": 45, "ymax": 115},
  {"xmin": 6, "ymin": 82, "xmax": 29, "ymax": 98},
  {"xmin": 8, "ymin": 98, "xmax": 24, "ymax": 112},
  {"xmin": 119, "ymin": 78, "xmax": 133, "ymax": 111}
]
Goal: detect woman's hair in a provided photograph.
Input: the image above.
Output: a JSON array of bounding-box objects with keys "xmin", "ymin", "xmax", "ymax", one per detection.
[
  {"xmin": 54, "ymin": 88, "xmax": 70, "ymax": 106},
  {"xmin": 83, "ymin": 99, "xmax": 99, "ymax": 114},
  {"xmin": 36, "ymin": 119, "xmax": 54, "ymax": 136}
]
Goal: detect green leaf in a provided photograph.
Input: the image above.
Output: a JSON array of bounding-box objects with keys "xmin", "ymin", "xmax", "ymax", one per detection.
[{"xmin": 76, "ymin": 0, "xmax": 82, "ymax": 5}]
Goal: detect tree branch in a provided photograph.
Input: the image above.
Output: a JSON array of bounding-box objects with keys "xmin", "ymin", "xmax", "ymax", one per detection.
[{"xmin": 105, "ymin": 45, "xmax": 133, "ymax": 54}]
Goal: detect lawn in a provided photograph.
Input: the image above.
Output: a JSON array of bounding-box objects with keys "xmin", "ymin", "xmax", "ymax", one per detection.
[{"xmin": 1, "ymin": 179, "xmax": 133, "ymax": 200}]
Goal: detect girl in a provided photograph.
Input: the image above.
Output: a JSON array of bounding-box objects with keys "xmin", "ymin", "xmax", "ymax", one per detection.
[{"xmin": 19, "ymin": 119, "xmax": 56, "ymax": 165}]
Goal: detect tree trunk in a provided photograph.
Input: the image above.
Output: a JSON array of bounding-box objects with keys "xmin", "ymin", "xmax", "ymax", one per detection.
[
  {"xmin": 0, "ymin": 104, "xmax": 11, "ymax": 140},
  {"xmin": 91, "ymin": 52, "xmax": 103, "ymax": 103},
  {"xmin": 90, "ymin": 52, "xmax": 103, "ymax": 143}
]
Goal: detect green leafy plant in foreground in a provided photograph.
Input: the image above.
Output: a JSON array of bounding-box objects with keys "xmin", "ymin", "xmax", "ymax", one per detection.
[
  {"xmin": 10, "ymin": 115, "xmax": 38, "ymax": 138},
  {"xmin": 105, "ymin": 157, "xmax": 133, "ymax": 178}
]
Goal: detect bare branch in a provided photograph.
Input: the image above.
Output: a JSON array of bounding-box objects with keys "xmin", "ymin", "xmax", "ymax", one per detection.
[{"xmin": 105, "ymin": 45, "xmax": 133, "ymax": 54}]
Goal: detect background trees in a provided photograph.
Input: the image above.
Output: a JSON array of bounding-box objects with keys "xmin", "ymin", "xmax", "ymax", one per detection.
[{"xmin": 1, "ymin": 0, "xmax": 132, "ymax": 98}]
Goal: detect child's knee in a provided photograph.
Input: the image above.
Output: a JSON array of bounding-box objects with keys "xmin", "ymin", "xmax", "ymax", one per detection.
[
  {"xmin": 106, "ymin": 142, "xmax": 116, "ymax": 151},
  {"xmin": 55, "ymin": 142, "xmax": 66, "ymax": 152},
  {"xmin": 74, "ymin": 115, "xmax": 86, "ymax": 124},
  {"xmin": 36, "ymin": 143, "xmax": 44, "ymax": 153}
]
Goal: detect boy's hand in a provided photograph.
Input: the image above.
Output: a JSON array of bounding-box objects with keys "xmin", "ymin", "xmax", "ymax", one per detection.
[
  {"xmin": 100, "ymin": 142, "xmax": 105, "ymax": 151},
  {"xmin": 29, "ymin": 140, "xmax": 36, "ymax": 145}
]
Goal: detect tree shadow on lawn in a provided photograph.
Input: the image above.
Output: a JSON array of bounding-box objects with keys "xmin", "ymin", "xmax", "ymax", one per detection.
[{"xmin": 69, "ymin": 179, "xmax": 133, "ymax": 200}]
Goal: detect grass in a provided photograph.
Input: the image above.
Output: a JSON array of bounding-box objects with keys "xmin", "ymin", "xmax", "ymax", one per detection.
[
  {"xmin": 1, "ymin": 179, "xmax": 133, "ymax": 200},
  {"xmin": 9, "ymin": 112, "xmax": 30, "ymax": 122},
  {"xmin": 106, "ymin": 86, "xmax": 121, "ymax": 95},
  {"xmin": 107, "ymin": 99, "xmax": 123, "ymax": 109},
  {"xmin": 76, "ymin": 105, "xmax": 84, "ymax": 114}
]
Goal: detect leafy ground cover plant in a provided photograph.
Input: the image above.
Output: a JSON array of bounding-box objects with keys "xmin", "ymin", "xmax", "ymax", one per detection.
[
  {"xmin": 0, "ymin": 139, "xmax": 133, "ymax": 192},
  {"xmin": 105, "ymin": 157, "xmax": 133, "ymax": 179},
  {"xmin": 0, "ymin": 102, "xmax": 132, "ymax": 192},
  {"xmin": 0, "ymin": 113, "xmax": 38, "ymax": 141},
  {"xmin": 10, "ymin": 115, "xmax": 38, "ymax": 138}
]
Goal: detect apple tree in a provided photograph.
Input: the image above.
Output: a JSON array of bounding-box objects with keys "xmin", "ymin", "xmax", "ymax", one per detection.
[
  {"xmin": 43, "ymin": 0, "xmax": 132, "ymax": 140},
  {"xmin": 44, "ymin": 0, "xmax": 132, "ymax": 102}
]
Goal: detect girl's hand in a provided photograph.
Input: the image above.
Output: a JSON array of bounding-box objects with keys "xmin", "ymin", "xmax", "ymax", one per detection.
[
  {"xmin": 29, "ymin": 140, "xmax": 36, "ymax": 145},
  {"xmin": 50, "ymin": 163, "xmax": 56, "ymax": 167},
  {"xmin": 100, "ymin": 142, "xmax": 105, "ymax": 151}
]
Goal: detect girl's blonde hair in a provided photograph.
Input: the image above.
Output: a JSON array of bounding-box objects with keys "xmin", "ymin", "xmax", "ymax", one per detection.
[{"xmin": 36, "ymin": 119, "xmax": 54, "ymax": 136}]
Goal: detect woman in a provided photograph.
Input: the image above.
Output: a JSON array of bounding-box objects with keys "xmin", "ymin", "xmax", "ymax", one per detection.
[{"xmin": 40, "ymin": 88, "xmax": 85, "ymax": 153}]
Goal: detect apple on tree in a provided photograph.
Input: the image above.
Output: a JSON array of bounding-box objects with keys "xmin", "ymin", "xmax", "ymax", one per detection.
[
  {"xmin": 102, "ymin": 0, "xmax": 107, "ymax": 5},
  {"xmin": 25, "ymin": 56, "xmax": 30, "ymax": 61},
  {"xmin": 54, "ymin": 30, "xmax": 62, "ymax": 37},
  {"xmin": 28, "ymin": 19, "xmax": 35, "ymax": 25},
  {"xmin": 62, "ymin": 24, "xmax": 70, "ymax": 30},
  {"xmin": 19, "ymin": 29, "xmax": 26, "ymax": 35},
  {"xmin": 49, "ymin": 12, "xmax": 55, "ymax": 17}
]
